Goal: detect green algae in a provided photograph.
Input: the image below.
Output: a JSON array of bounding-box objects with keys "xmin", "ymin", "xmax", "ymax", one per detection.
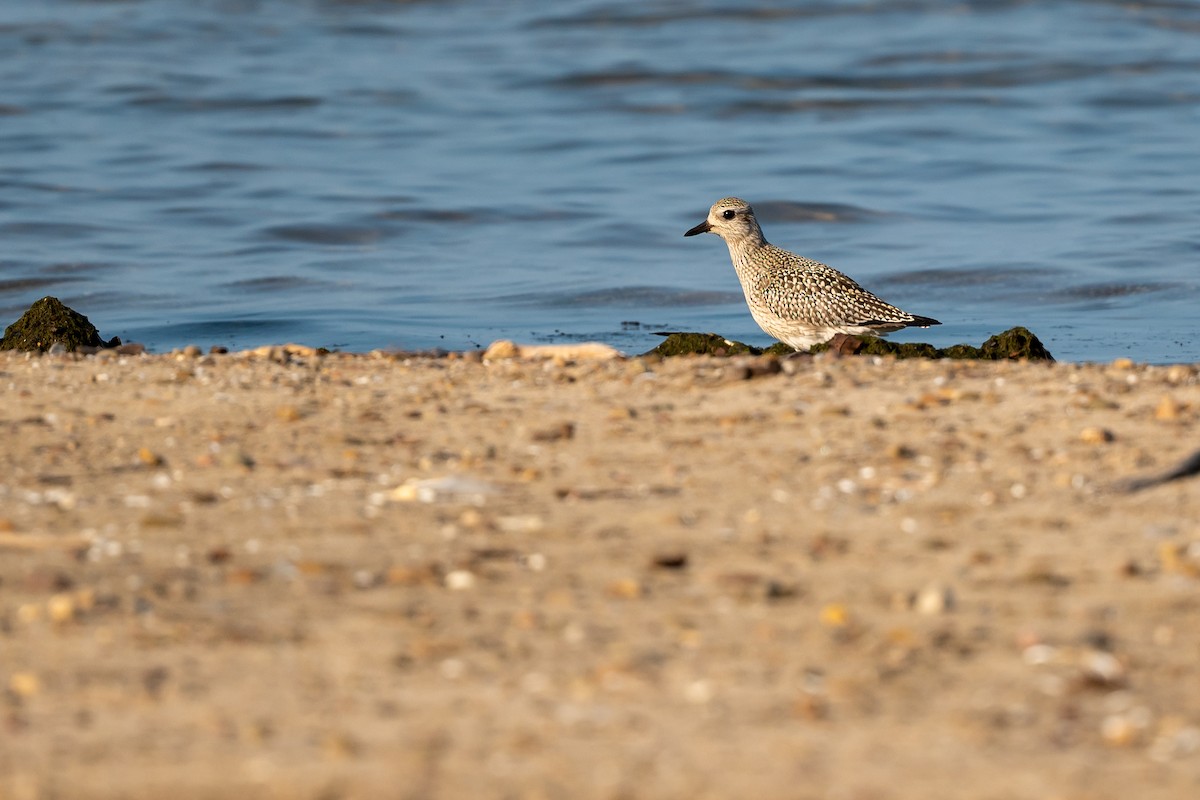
[
  {"xmin": 645, "ymin": 326, "xmax": 1054, "ymax": 361},
  {"xmin": 0, "ymin": 296, "xmax": 120, "ymax": 353}
]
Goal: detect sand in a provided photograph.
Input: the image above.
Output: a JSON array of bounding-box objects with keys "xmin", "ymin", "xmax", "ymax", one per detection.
[{"xmin": 2, "ymin": 345, "xmax": 1199, "ymax": 799}]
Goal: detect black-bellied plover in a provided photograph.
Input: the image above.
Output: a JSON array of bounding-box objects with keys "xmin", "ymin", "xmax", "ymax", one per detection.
[{"xmin": 685, "ymin": 197, "xmax": 940, "ymax": 350}]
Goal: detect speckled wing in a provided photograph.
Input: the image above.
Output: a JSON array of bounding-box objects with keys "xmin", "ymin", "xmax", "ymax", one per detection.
[{"xmin": 750, "ymin": 251, "xmax": 916, "ymax": 328}]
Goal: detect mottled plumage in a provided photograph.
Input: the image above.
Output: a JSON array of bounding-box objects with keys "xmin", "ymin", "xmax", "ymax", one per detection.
[{"xmin": 685, "ymin": 197, "xmax": 940, "ymax": 350}]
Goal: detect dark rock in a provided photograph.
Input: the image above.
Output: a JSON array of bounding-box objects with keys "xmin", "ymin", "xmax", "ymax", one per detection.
[
  {"xmin": 650, "ymin": 552, "xmax": 688, "ymax": 570},
  {"xmin": 1, "ymin": 296, "xmax": 120, "ymax": 353},
  {"xmin": 728, "ymin": 356, "xmax": 784, "ymax": 380},
  {"xmin": 646, "ymin": 326, "xmax": 1054, "ymax": 362},
  {"xmin": 811, "ymin": 336, "xmax": 946, "ymax": 360},
  {"xmin": 811, "ymin": 326, "xmax": 1053, "ymax": 361}
]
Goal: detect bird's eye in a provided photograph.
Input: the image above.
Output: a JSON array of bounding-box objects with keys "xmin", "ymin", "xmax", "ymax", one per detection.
[{"xmin": 722, "ymin": 209, "xmax": 736, "ymax": 220}]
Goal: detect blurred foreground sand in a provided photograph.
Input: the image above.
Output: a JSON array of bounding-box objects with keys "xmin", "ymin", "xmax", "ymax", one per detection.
[{"xmin": 2, "ymin": 347, "xmax": 1199, "ymax": 799}]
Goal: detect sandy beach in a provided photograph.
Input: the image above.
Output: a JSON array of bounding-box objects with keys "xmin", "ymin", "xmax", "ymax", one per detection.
[{"xmin": 3, "ymin": 345, "xmax": 1200, "ymax": 799}]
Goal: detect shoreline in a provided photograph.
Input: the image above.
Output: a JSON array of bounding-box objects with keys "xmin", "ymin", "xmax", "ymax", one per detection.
[{"xmin": 3, "ymin": 347, "xmax": 1200, "ymax": 798}]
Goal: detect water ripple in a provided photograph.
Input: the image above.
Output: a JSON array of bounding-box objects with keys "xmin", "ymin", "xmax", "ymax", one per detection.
[
  {"xmin": 262, "ymin": 224, "xmax": 394, "ymax": 246},
  {"xmin": 501, "ymin": 286, "xmax": 743, "ymax": 308},
  {"xmin": 876, "ymin": 266, "xmax": 1059, "ymax": 289},
  {"xmin": 0, "ymin": 275, "xmax": 81, "ymax": 293},
  {"xmin": 752, "ymin": 201, "xmax": 891, "ymax": 224},
  {"xmin": 128, "ymin": 94, "xmax": 322, "ymax": 113},
  {"xmin": 222, "ymin": 276, "xmax": 330, "ymax": 292},
  {"xmin": 1049, "ymin": 282, "xmax": 1181, "ymax": 302},
  {"xmin": 547, "ymin": 60, "xmax": 1200, "ymax": 93},
  {"xmin": 0, "ymin": 221, "xmax": 114, "ymax": 238}
]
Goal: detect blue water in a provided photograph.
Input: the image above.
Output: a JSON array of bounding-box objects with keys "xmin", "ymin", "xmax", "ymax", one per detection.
[{"xmin": 2, "ymin": 0, "xmax": 1198, "ymax": 362}]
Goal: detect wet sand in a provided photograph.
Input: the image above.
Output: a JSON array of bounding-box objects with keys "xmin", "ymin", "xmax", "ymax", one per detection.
[{"xmin": 2, "ymin": 346, "xmax": 1200, "ymax": 799}]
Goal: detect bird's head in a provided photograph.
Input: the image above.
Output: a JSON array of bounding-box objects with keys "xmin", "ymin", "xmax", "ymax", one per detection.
[{"xmin": 684, "ymin": 197, "xmax": 763, "ymax": 245}]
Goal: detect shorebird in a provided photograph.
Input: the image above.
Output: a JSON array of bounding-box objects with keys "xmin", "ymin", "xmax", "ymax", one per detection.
[{"xmin": 685, "ymin": 197, "xmax": 940, "ymax": 350}]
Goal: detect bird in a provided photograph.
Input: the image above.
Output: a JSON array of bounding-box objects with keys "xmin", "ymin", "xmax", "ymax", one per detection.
[{"xmin": 684, "ymin": 197, "xmax": 940, "ymax": 350}]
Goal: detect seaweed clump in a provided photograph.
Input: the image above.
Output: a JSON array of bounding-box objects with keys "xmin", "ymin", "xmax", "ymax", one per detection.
[
  {"xmin": 0, "ymin": 296, "xmax": 120, "ymax": 353},
  {"xmin": 645, "ymin": 326, "xmax": 1054, "ymax": 361}
]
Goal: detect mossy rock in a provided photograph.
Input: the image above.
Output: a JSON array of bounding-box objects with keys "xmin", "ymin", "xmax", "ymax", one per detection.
[
  {"xmin": 760, "ymin": 342, "xmax": 797, "ymax": 357},
  {"xmin": 0, "ymin": 296, "xmax": 120, "ymax": 353},
  {"xmin": 646, "ymin": 326, "xmax": 1054, "ymax": 362},
  {"xmin": 645, "ymin": 332, "xmax": 762, "ymax": 357},
  {"xmin": 964, "ymin": 326, "xmax": 1055, "ymax": 361},
  {"xmin": 809, "ymin": 337, "xmax": 943, "ymax": 359}
]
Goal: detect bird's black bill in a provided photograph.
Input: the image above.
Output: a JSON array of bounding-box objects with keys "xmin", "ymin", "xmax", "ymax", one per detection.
[{"xmin": 684, "ymin": 220, "xmax": 711, "ymax": 237}]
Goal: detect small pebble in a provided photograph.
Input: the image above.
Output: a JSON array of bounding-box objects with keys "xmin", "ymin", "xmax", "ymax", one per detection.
[
  {"xmin": 1022, "ymin": 644, "xmax": 1056, "ymax": 665},
  {"xmin": 9, "ymin": 672, "xmax": 40, "ymax": 697},
  {"xmin": 915, "ymin": 584, "xmax": 955, "ymax": 615},
  {"xmin": 1081, "ymin": 650, "xmax": 1127, "ymax": 688},
  {"xmin": 1165, "ymin": 364, "xmax": 1192, "ymax": 383},
  {"xmin": 1158, "ymin": 541, "xmax": 1200, "ymax": 577},
  {"xmin": 47, "ymin": 593, "xmax": 76, "ymax": 623},
  {"xmin": 606, "ymin": 578, "xmax": 642, "ymax": 599},
  {"xmin": 1101, "ymin": 714, "xmax": 1139, "ymax": 747},
  {"xmin": 483, "ymin": 340, "xmax": 519, "ymax": 360},
  {"xmin": 1155, "ymin": 396, "xmax": 1182, "ymax": 421},
  {"xmin": 323, "ymin": 732, "xmax": 363, "ymax": 759},
  {"xmin": 1079, "ymin": 427, "xmax": 1115, "ymax": 444},
  {"xmin": 684, "ymin": 679, "xmax": 714, "ymax": 704},
  {"xmin": 439, "ymin": 658, "xmax": 466, "ymax": 679},
  {"xmin": 497, "ymin": 514, "xmax": 543, "ymax": 533},
  {"xmin": 444, "ymin": 570, "xmax": 476, "ymax": 591},
  {"xmin": 531, "ymin": 422, "xmax": 575, "ymax": 442},
  {"xmin": 819, "ymin": 603, "xmax": 850, "ymax": 628}
]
